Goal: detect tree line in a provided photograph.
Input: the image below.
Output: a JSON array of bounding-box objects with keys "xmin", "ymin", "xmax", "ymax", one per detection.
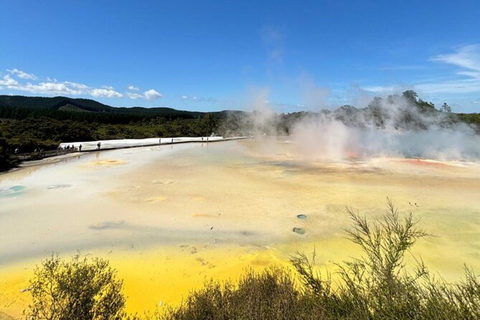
[
  {"xmin": 1, "ymin": 91, "xmax": 479, "ymax": 171},
  {"xmin": 0, "ymin": 113, "xmax": 221, "ymax": 171}
]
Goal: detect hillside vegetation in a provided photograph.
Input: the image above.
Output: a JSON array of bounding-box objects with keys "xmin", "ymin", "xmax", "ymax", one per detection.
[{"xmin": 1, "ymin": 91, "xmax": 479, "ymax": 171}]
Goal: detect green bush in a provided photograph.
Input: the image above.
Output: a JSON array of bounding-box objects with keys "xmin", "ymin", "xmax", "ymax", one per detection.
[
  {"xmin": 159, "ymin": 269, "xmax": 322, "ymax": 320},
  {"xmin": 24, "ymin": 254, "xmax": 126, "ymax": 320},
  {"xmin": 22, "ymin": 201, "xmax": 480, "ymax": 319},
  {"xmin": 161, "ymin": 200, "xmax": 480, "ymax": 320},
  {"xmin": 0, "ymin": 137, "xmax": 18, "ymax": 171}
]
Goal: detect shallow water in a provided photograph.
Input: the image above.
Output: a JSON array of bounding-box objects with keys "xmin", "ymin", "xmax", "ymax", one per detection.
[{"xmin": 1, "ymin": 139, "xmax": 480, "ymax": 317}]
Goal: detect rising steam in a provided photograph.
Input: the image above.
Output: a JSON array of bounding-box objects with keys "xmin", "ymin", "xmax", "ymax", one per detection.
[{"xmin": 222, "ymin": 90, "xmax": 480, "ymax": 161}]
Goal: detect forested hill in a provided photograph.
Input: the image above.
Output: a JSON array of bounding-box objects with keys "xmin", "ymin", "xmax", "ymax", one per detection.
[
  {"xmin": 1, "ymin": 91, "xmax": 479, "ymax": 172},
  {"xmin": 0, "ymin": 95, "xmax": 220, "ymax": 122},
  {"xmin": 0, "ymin": 95, "xmax": 115, "ymax": 112}
]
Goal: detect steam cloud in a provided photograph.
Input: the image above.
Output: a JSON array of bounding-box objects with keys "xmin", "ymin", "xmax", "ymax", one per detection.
[
  {"xmin": 293, "ymin": 112, "xmax": 480, "ymax": 161},
  {"xmin": 223, "ymin": 91, "xmax": 480, "ymax": 161}
]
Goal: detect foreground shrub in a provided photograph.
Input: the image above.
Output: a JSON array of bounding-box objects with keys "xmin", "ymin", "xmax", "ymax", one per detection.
[
  {"xmin": 22, "ymin": 200, "xmax": 480, "ymax": 319},
  {"xmin": 25, "ymin": 254, "xmax": 126, "ymax": 320},
  {"xmin": 332, "ymin": 199, "xmax": 430, "ymax": 318},
  {"xmin": 160, "ymin": 268, "xmax": 322, "ymax": 320},
  {"xmin": 162, "ymin": 200, "xmax": 480, "ymax": 320}
]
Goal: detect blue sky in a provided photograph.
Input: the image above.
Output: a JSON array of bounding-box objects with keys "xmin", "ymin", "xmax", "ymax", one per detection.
[{"xmin": 1, "ymin": 0, "xmax": 480, "ymax": 112}]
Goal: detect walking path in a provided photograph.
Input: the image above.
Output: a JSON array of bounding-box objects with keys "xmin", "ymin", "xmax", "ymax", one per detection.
[
  {"xmin": 17, "ymin": 136, "xmax": 250, "ymax": 168},
  {"xmin": 58, "ymin": 136, "xmax": 249, "ymax": 152}
]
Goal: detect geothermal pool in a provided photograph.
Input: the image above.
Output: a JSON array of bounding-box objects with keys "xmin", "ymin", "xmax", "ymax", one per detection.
[{"xmin": 1, "ymin": 139, "xmax": 480, "ymax": 317}]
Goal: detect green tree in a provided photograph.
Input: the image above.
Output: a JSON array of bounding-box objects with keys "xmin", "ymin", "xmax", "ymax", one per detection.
[
  {"xmin": 198, "ymin": 113, "xmax": 219, "ymax": 136},
  {"xmin": 25, "ymin": 255, "xmax": 126, "ymax": 320},
  {"xmin": 441, "ymin": 103, "xmax": 452, "ymax": 113},
  {"xmin": 0, "ymin": 137, "xmax": 17, "ymax": 171},
  {"xmin": 402, "ymin": 90, "xmax": 418, "ymax": 103}
]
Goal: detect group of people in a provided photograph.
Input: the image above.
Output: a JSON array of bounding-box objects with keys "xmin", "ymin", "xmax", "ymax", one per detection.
[
  {"xmin": 60, "ymin": 144, "xmax": 82, "ymax": 152},
  {"xmin": 18, "ymin": 137, "xmax": 221, "ymax": 157},
  {"xmin": 57, "ymin": 142, "xmax": 102, "ymax": 152}
]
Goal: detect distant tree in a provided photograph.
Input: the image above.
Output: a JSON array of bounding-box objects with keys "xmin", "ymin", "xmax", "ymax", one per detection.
[
  {"xmin": 402, "ymin": 90, "xmax": 418, "ymax": 103},
  {"xmin": 387, "ymin": 94, "xmax": 400, "ymax": 105},
  {"xmin": 25, "ymin": 255, "xmax": 126, "ymax": 320},
  {"xmin": 367, "ymin": 97, "xmax": 389, "ymax": 128},
  {"xmin": 198, "ymin": 113, "xmax": 219, "ymax": 136},
  {"xmin": 416, "ymin": 99, "xmax": 436, "ymax": 114},
  {"xmin": 441, "ymin": 102, "xmax": 452, "ymax": 113},
  {"xmin": 368, "ymin": 96, "xmax": 383, "ymax": 108},
  {"xmin": 0, "ymin": 137, "xmax": 17, "ymax": 171}
]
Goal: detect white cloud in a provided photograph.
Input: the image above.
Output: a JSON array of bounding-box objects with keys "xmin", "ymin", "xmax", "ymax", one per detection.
[
  {"xmin": 364, "ymin": 80, "xmax": 480, "ymax": 96},
  {"xmin": 181, "ymin": 95, "xmax": 218, "ymax": 103},
  {"xmin": 420, "ymin": 44, "xmax": 480, "ymax": 94},
  {"xmin": 0, "ymin": 68, "xmax": 161, "ymax": 101},
  {"xmin": 126, "ymin": 89, "xmax": 163, "ymax": 100},
  {"xmin": 0, "ymin": 75, "xmax": 19, "ymax": 87},
  {"xmin": 415, "ymin": 79, "xmax": 480, "ymax": 94},
  {"xmin": 126, "ymin": 92, "xmax": 143, "ymax": 99},
  {"xmin": 0, "ymin": 69, "xmax": 124, "ymax": 98},
  {"xmin": 7, "ymin": 68, "xmax": 37, "ymax": 80},
  {"xmin": 24, "ymin": 82, "xmax": 83, "ymax": 95},
  {"xmin": 433, "ymin": 44, "xmax": 480, "ymax": 79},
  {"xmin": 363, "ymin": 45, "xmax": 480, "ymax": 96},
  {"xmin": 91, "ymin": 88, "xmax": 123, "ymax": 98},
  {"xmin": 64, "ymin": 81, "xmax": 89, "ymax": 90},
  {"xmin": 144, "ymin": 89, "xmax": 163, "ymax": 100},
  {"xmin": 363, "ymin": 85, "xmax": 397, "ymax": 93}
]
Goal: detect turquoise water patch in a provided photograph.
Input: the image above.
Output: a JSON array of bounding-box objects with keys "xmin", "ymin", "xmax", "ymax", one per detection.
[
  {"xmin": 0, "ymin": 185, "xmax": 26, "ymax": 197},
  {"xmin": 292, "ymin": 227, "xmax": 306, "ymax": 235},
  {"xmin": 297, "ymin": 214, "xmax": 307, "ymax": 219}
]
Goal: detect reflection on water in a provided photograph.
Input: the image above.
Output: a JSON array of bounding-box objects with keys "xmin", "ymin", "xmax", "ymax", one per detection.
[
  {"xmin": 1, "ymin": 139, "xmax": 480, "ymax": 316},
  {"xmin": 46, "ymin": 184, "xmax": 73, "ymax": 189}
]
